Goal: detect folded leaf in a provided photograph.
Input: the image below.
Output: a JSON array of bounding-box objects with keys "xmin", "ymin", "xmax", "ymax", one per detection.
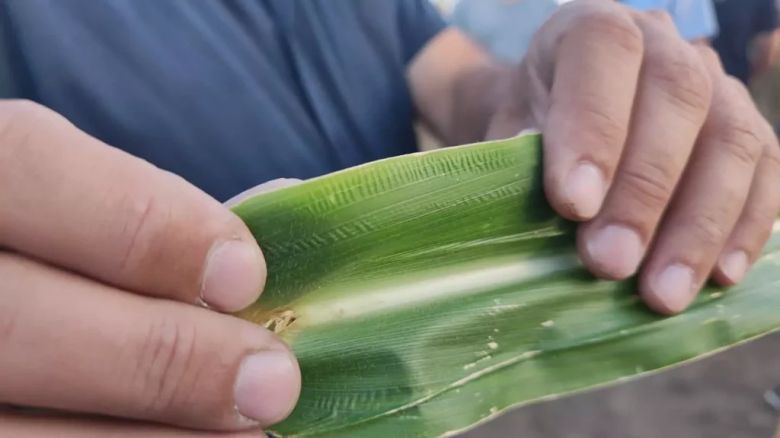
[{"xmin": 233, "ymin": 133, "xmax": 780, "ymax": 438}]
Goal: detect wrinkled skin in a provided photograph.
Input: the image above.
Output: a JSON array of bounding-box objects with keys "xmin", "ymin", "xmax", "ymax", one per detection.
[{"xmin": 493, "ymin": 4, "xmax": 780, "ymax": 315}]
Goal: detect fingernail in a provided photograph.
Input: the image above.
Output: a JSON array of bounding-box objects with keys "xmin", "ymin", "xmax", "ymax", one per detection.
[
  {"xmin": 235, "ymin": 350, "xmax": 301, "ymax": 426},
  {"xmin": 586, "ymin": 224, "xmax": 644, "ymax": 278},
  {"xmin": 649, "ymin": 264, "xmax": 696, "ymax": 313},
  {"xmin": 719, "ymin": 250, "xmax": 749, "ymax": 284},
  {"xmin": 565, "ymin": 162, "xmax": 606, "ymax": 219},
  {"xmin": 202, "ymin": 240, "xmax": 265, "ymax": 311}
]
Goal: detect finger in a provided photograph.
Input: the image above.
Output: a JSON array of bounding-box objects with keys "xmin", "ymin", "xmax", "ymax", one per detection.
[
  {"xmin": 639, "ymin": 73, "xmax": 764, "ymax": 314},
  {"xmin": 0, "ymin": 252, "xmax": 300, "ymax": 430},
  {"xmin": 542, "ymin": 3, "xmax": 644, "ymax": 220},
  {"xmin": 0, "ymin": 100, "xmax": 264, "ymax": 311},
  {"xmin": 0, "ymin": 410, "xmax": 265, "ymax": 438},
  {"xmin": 712, "ymin": 115, "xmax": 780, "ymax": 286},
  {"xmin": 578, "ymin": 14, "xmax": 713, "ymax": 280},
  {"xmin": 225, "ymin": 178, "xmax": 303, "ymax": 208}
]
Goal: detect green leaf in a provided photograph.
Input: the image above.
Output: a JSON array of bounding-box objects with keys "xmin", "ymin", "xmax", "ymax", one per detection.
[{"xmin": 232, "ymin": 134, "xmax": 780, "ymax": 438}]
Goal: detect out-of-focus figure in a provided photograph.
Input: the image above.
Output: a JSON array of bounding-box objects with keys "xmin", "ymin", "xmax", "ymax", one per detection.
[
  {"xmin": 620, "ymin": 0, "xmax": 718, "ymax": 43},
  {"xmin": 453, "ymin": 0, "xmax": 716, "ymax": 63},
  {"xmin": 451, "ymin": 0, "xmax": 560, "ymax": 63},
  {"xmin": 712, "ymin": 0, "xmax": 779, "ymax": 84}
]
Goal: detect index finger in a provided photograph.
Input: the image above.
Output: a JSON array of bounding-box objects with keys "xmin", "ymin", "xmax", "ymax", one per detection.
[
  {"xmin": 0, "ymin": 100, "xmax": 265, "ymax": 311},
  {"xmin": 541, "ymin": 2, "xmax": 644, "ymax": 220}
]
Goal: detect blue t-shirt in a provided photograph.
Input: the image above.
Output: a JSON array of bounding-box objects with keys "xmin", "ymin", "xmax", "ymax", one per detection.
[
  {"xmin": 621, "ymin": 0, "xmax": 719, "ymax": 41},
  {"xmin": 452, "ymin": 0, "xmax": 559, "ymax": 63},
  {"xmin": 0, "ymin": 0, "xmax": 445, "ymax": 200}
]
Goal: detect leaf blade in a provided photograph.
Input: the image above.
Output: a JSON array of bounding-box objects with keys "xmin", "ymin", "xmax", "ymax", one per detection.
[{"xmin": 233, "ymin": 134, "xmax": 780, "ymax": 437}]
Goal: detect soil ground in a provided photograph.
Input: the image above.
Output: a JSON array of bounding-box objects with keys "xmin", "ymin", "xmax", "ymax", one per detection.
[{"xmin": 461, "ymin": 332, "xmax": 780, "ymax": 438}]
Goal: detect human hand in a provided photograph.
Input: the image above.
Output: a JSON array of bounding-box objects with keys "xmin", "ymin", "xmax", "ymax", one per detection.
[
  {"xmin": 0, "ymin": 101, "xmax": 300, "ymax": 434},
  {"xmin": 486, "ymin": 0, "xmax": 780, "ymax": 314}
]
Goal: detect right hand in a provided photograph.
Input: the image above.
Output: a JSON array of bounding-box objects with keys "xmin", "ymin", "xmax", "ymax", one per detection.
[{"xmin": 0, "ymin": 100, "xmax": 300, "ymax": 436}]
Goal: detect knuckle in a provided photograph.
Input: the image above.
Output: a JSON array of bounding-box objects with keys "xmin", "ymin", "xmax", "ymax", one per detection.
[
  {"xmin": 0, "ymin": 99, "xmax": 48, "ymax": 124},
  {"xmin": 709, "ymin": 112, "xmax": 763, "ymax": 168},
  {"xmin": 0, "ymin": 100, "xmax": 49, "ymax": 164},
  {"xmin": 724, "ymin": 75, "xmax": 751, "ymax": 98},
  {"xmin": 765, "ymin": 142, "xmax": 780, "ymax": 171},
  {"xmin": 740, "ymin": 206, "xmax": 777, "ymax": 232},
  {"xmin": 115, "ymin": 192, "xmax": 171, "ymax": 275},
  {"xmin": 695, "ymin": 45, "xmax": 722, "ymax": 74},
  {"xmin": 0, "ymin": 255, "xmax": 37, "ymax": 349},
  {"xmin": 570, "ymin": 10, "xmax": 644, "ymax": 54},
  {"xmin": 719, "ymin": 76, "xmax": 757, "ymax": 111},
  {"xmin": 645, "ymin": 9, "xmax": 674, "ymax": 26},
  {"xmin": 621, "ymin": 158, "xmax": 676, "ymax": 210},
  {"xmin": 0, "ymin": 100, "xmax": 57, "ymax": 140},
  {"xmin": 0, "ymin": 101, "xmax": 76, "ymax": 188},
  {"xmin": 690, "ymin": 213, "xmax": 728, "ymax": 248},
  {"xmin": 574, "ymin": 101, "xmax": 628, "ymax": 150},
  {"xmin": 137, "ymin": 315, "xmax": 199, "ymax": 416},
  {"xmin": 646, "ymin": 48, "xmax": 713, "ymax": 114},
  {"xmin": 724, "ymin": 128, "xmax": 763, "ymax": 167}
]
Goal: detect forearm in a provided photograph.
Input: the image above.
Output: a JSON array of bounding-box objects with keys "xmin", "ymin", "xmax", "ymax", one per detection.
[
  {"xmin": 408, "ymin": 28, "xmax": 513, "ymax": 146},
  {"xmin": 442, "ymin": 62, "xmax": 513, "ymax": 144}
]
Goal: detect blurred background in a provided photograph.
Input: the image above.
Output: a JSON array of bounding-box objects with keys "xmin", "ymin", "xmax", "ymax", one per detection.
[{"xmin": 428, "ymin": 1, "xmax": 780, "ymax": 437}]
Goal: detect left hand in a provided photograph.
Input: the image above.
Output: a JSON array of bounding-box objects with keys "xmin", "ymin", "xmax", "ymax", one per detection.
[{"xmin": 486, "ymin": 0, "xmax": 780, "ymax": 314}]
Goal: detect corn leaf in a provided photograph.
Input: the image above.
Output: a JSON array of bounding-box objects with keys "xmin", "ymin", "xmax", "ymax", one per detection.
[{"xmin": 232, "ymin": 134, "xmax": 780, "ymax": 438}]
